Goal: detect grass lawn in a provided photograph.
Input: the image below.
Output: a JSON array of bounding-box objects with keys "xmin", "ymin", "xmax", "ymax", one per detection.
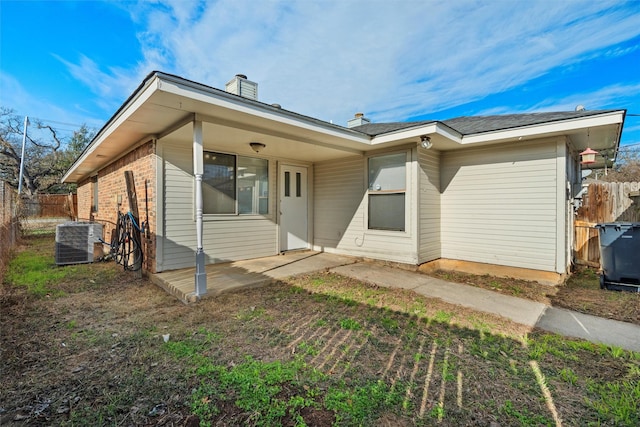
[{"xmin": 1, "ymin": 234, "xmax": 639, "ymax": 426}]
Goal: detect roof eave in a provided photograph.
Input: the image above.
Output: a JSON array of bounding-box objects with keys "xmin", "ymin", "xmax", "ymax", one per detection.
[
  {"xmin": 459, "ymin": 110, "xmax": 626, "ymax": 145},
  {"xmin": 62, "ymin": 72, "xmax": 371, "ymax": 183},
  {"xmin": 62, "ymin": 72, "xmax": 162, "ymax": 183}
]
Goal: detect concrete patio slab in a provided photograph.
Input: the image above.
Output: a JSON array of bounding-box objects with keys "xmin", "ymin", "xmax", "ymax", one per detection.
[{"xmin": 149, "ymin": 251, "xmax": 357, "ymax": 303}]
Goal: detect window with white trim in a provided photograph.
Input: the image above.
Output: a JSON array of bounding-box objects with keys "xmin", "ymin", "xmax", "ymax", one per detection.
[
  {"xmin": 368, "ymin": 152, "xmax": 406, "ymax": 231},
  {"xmin": 203, "ymin": 152, "xmax": 269, "ymax": 215}
]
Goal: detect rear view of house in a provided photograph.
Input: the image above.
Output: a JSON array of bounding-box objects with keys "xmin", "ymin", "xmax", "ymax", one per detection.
[{"xmin": 62, "ymin": 72, "xmax": 625, "ymax": 293}]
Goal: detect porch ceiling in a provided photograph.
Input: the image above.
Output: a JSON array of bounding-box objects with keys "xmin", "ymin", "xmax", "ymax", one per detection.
[{"xmin": 162, "ymin": 118, "xmax": 372, "ymax": 162}]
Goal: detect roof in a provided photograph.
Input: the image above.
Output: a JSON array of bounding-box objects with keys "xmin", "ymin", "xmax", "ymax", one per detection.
[
  {"xmin": 352, "ymin": 110, "xmax": 623, "ymax": 137},
  {"xmin": 62, "ymin": 70, "xmax": 626, "ymax": 182}
]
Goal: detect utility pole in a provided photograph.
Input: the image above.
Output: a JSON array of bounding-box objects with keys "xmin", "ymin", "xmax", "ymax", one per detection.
[{"xmin": 18, "ymin": 116, "xmax": 28, "ymax": 195}]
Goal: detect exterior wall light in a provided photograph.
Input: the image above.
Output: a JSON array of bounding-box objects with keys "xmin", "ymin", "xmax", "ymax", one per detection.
[
  {"xmin": 580, "ymin": 147, "xmax": 598, "ymax": 164},
  {"xmin": 250, "ymin": 142, "xmax": 266, "ymax": 153},
  {"xmin": 419, "ymin": 136, "xmax": 432, "ymax": 149}
]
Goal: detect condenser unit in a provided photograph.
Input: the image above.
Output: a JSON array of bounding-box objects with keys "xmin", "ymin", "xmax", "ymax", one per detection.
[{"xmin": 55, "ymin": 222, "xmax": 103, "ymax": 265}]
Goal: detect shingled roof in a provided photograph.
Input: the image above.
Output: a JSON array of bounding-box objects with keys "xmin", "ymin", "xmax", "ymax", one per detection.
[{"xmin": 351, "ymin": 110, "xmax": 620, "ymax": 137}]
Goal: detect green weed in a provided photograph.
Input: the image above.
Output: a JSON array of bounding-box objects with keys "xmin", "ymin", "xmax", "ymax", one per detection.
[
  {"xmin": 433, "ymin": 310, "xmax": 453, "ymax": 324},
  {"xmin": 5, "ymin": 252, "xmax": 68, "ymax": 297},
  {"xmin": 192, "ymin": 356, "xmax": 324, "ymax": 427},
  {"xmin": 164, "ymin": 328, "xmax": 220, "ymax": 361},
  {"xmin": 380, "ymin": 316, "xmax": 399, "ymax": 332},
  {"xmin": 429, "ymin": 404, "xmax": 445, "ymax": 420},
  {"xmin": 313, "ymin": 318, "xmax": 328, "ymax": 327},
  {"xmin": 608, "ymin": 345, "xmax": 625, "ymax": 358},
  {"xmin": 627, "ymin": 364, "xmax": 640, "ymax": 378},
  {"xmin": 297, "ymin": 341, "xmax": 319, "ymax": 357},
  {"xmin": 339, "ymin": 318, "xmax": 362, "ymax": 330},
  {"xmin": 559, "ymin": 367, "xmax": 578, "ymax": 385},
  {"xmin": 325, "ymin": 380, "xmax": 402, "ymax": 425},
  {"xmin": 509, "ymin": 286, "xmax": 523, "ymax": 296},
  {"xmin": 499, "ymin": 400, "xmax": 553, "ymax": 426},
  {"xmin": 586, "ymin": 378, "xmax": 640, "ymax": 426}
]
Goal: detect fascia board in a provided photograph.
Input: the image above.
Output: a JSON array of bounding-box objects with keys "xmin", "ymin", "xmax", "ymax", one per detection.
[
  {"xmin": 157, "ymin": 74, "xmax": 370, "ymax": 145},
  {"xmin": 460, "ymin": 111, "xmax": 625, "ymax": 145},
  {"xmin": 370, "ymin": 123, "xmax": 442, "ymax": 145},
  {"xmin": 62, "ymin": 77, "xmax": 161, "ymax": 182}
]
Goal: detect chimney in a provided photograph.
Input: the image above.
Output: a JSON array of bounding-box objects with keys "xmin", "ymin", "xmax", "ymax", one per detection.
[
  {"xmin": 225, "ymin": 74, "xmax": 258, "ymax": 100},
  {"xmin": 347, "ymin": 112, "xmax": 370, "ymax": 128}
]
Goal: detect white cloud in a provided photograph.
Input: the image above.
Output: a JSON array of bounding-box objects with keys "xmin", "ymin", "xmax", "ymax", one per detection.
[
  {"xmin": 530, "ymin": 83, "xmax": 640, "ymax": 113},
  {"xmin": 0, "ymin": 71, "xmax": 103, "ymax": 132},
  {"xmin": 56, "ymin": 0, "xmax": 640, "ymax": 127},
  {"xmin": 52, "ymin": 54, "xmax": 150, "ymax": 111}
]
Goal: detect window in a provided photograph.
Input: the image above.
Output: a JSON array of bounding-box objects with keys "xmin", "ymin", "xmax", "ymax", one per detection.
[
  {"xmin": 203, "ymin": 152, "xmax": 268, "ymax": 215},
  {"xmin": 368, "ymin": 152, "xmax": 406, "ymax": 231},
  {"xmin": 91, "ymin": 176, "xmax": 98, "ymax": 213}
]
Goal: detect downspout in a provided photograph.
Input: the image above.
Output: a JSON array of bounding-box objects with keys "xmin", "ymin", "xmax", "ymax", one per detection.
[{"xmin": 193, "ymin": 119, "xmax": 207, "ymax": 297}]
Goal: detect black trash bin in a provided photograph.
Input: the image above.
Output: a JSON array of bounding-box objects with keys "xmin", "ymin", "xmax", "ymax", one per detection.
[{"xmin": 596, "ymin": 223, "xmax": 640, "ymax": 292}]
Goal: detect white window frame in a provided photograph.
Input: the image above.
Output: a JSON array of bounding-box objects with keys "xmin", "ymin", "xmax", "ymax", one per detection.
[
  {"xmin": 202, "ymin": 150, "xmax": 269, "ymax": 217},
  {"xmin": 365, "ymin": 150, "xmax": 410, "ymax": 233}
]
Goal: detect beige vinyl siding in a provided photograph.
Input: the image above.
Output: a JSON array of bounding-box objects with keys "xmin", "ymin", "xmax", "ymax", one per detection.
[
  {"xmin": 313, "ymin": 156, "xmax": 364, "ymax": 249},
  {"xmin": 441, "ymin": 139, "xmax": 560, "ymax": 272},
  {"xmin": 418, "ymin": 148, "xmax": 441, "ymax": 263},
  {"xmin": 160, "ymin": 140, "xmax": 277, "ymax": 271},
  {"xmin": 313, "ymin": 150, "xmax": 418, "ymax": 264}
]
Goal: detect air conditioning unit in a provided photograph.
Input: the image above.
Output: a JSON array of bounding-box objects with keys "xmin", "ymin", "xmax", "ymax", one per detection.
[{"xmin": 55, "ymin": 222, "xmax": 103, "ymax": 265}]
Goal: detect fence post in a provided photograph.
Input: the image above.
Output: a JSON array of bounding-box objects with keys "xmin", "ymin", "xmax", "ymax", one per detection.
[{"xmin": 0, "ymin": 180, "xmax": 19, "ymax": 281}]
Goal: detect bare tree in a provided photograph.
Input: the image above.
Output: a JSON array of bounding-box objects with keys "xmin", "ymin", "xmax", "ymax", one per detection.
[
  {"xmin": 601, "ymin": 145, "xmax": 640, "ymax": 182},
  {"xmin": 0, "ymin": 107, "xmax": 93, "ymax": 194}
]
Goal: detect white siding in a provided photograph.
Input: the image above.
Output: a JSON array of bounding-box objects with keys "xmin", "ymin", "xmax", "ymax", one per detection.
[
  {"xmin": 441, "ymin": 139, "xmax": 561, "ymax": 272},
  {"xmin": 159, "ymin": 140, "xmax": 278, "ymax": 271},
  {"xmin": 313, "ymin": 150, "xmax": 418, "ymax": 264},
  {"xmin": 418, "ymin": 148, "xmax": 441, "ymax": 262}
]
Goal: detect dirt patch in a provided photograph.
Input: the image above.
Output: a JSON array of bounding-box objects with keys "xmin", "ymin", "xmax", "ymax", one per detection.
[
  {"xmin": 551, "ymin": 266, "xmax": 640, "ymax": 325},
  {"xmin": 431, "ymin": 266, "xmax": 640, "ymax": 326}
]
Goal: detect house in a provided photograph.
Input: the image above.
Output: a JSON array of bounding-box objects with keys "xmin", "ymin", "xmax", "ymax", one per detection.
[{"xmin": 62, "ymin": 71, "xmax": 626, "ymax": 294}]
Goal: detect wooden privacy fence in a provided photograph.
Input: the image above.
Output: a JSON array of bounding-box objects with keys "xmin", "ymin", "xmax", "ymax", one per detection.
[
  {"xmin": 1, "ymin": 181, "xmax": 19, "ymax": 279},
  {"xmin": 574, "ymin": 181, "xmax": 640, "ymax": 267},
  {"xmin": 20, "ymin": 193, "xmax": 77, "ymax": 218}
]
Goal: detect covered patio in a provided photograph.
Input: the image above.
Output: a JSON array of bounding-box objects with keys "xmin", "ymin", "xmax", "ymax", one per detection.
[{"xmin": 149, "ymin": 251, "xmax": 358, "ymax": 303}]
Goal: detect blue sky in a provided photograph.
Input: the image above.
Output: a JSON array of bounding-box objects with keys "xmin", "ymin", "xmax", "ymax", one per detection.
[{"xmin": 1, "ymin": 0, "xmax": 639, "ymax": 147}]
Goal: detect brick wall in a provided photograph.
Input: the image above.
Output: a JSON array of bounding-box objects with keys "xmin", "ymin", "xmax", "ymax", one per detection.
[{"xmin": 77, "ymin": 141, "xmax": 158, "ymax": 272}]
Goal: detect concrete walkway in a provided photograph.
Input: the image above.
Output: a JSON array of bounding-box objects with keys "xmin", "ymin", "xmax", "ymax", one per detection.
[{"xmin": 331, "ymin": 263, "xmax": 640, "ymax": 353}]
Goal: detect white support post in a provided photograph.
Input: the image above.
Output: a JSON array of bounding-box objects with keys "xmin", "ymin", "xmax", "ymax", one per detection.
[{"xmin": 193, "ymin": 119, "xmax": 207, "ymax": 297}]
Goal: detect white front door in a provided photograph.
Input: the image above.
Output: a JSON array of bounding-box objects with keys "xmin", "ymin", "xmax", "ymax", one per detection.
[{"xmin": 280, "ymin": 165, "xmax": 308, "ymax": 251}]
